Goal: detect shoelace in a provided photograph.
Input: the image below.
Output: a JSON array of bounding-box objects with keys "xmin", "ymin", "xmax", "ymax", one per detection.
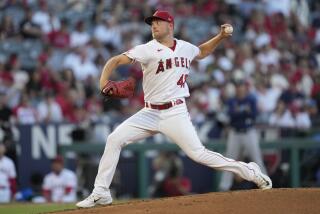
[
  {"xmin": 255, "ymin": 174, "xmax": 269, "ymax": 187},
  {"xmin": 87, "ymin": 194, "xmax": 100, "ymax": 201}
]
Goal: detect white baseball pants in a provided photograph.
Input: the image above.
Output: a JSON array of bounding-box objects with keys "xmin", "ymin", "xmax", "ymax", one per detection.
[
  {"xmin": 0, "ymin": 188, "xmax": 10, "ymax": 203},
  {"xmin": 93, "ymin": 101, "xmax": 257, "ymax": 195}
]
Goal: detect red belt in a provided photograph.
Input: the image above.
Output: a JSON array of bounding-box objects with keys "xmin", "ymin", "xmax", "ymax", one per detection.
[{"xmin": 145, "ymin": 99, "xmax": 183, "ymax": 110}]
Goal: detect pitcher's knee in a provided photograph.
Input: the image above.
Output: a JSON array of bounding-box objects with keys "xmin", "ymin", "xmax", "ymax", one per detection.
[
  {"xmin": 187, "ymin": 148, "xmax": 206, "ymax": 164},
  {"xmin": 106, "ymin": 132, "xmax": 123, "ymax": 149}
]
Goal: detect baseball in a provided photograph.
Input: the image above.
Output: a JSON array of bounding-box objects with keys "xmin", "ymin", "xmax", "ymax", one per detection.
[{"xmin": 224, "ymin": 26, "xmax": 233, "ymax": 34}]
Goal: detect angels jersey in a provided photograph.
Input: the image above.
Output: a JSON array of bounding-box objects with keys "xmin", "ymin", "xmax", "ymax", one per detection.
[
  {"xmin": 0, "ymin": 156, "xmax": 16, "ymax": 202},
  {"xmin": 124, "ymin": 39, "xmax": 200, "ymax": 104},
  {"xmin": 42, "ymin": 168, "xmax": 77, "ymax": 202},
  {"xmin": 0, "ymin": 156, "xmax": 16, "ymax": 189}
]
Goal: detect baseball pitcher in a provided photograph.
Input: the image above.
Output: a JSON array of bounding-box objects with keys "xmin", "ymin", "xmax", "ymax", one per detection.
[{"xmin": 77, "ymin": 10, "xmax": 272, "ymax": 208}]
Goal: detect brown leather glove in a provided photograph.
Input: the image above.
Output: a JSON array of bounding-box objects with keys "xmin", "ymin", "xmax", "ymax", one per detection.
[{"xmin": 101, "ymin": 77, "xmax": 136, "ymax": 99}]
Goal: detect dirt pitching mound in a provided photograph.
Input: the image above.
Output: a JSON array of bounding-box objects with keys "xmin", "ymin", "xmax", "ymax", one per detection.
[{"xmin": 57, "ymin": 188, "xmax": 320, "ymax": 214}]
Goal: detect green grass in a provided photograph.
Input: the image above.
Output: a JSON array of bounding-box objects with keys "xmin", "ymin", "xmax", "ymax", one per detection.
[{"xmin": 0, "ymin": 203, "xmax": 77, "ymax": 214}]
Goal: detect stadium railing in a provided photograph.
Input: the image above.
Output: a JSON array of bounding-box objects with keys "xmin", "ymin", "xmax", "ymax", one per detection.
[{"xmin": 60, "ymin": 139, "xmax": 320, "ymax": 198}]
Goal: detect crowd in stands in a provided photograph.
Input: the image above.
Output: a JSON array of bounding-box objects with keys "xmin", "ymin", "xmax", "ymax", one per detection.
[
  {"xmin": 1, "ymin": 0, "xmax": 320, "ymax": 202},
  {"xmin": 0, "ymin": 0, "xmax": 319, "ymax": 130}
]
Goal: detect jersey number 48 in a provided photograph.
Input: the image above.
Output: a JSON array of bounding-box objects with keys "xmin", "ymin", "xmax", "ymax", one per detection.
[{"xmin": 177, "ymin": 74, "xmax": 188, "ymax": 88}]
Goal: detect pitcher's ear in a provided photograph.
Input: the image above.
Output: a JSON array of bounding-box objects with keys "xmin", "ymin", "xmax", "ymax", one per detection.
[{"xmin": 169, "ymin": 22, "xmax": 174, "ymax": 30}]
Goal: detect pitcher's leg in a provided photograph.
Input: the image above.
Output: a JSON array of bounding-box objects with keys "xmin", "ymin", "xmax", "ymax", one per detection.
[
  {"xmin": 93, "ymin": 121, "xmax": 155, "ymax": 195},
  {"xmin": 244, "ymin": 129, "xmax": 267, "ymax": 174},
  {"xmin": 77, "ymin": 109, "xmax": 159, "ymax": 208},
  {"xmin": 160, "ymin": 114, "xmax": 256, "ymax": 183},
  {"xmin": 92, "ymin": 108, "xmax": 160, "ymax": 194},
  {"xmin": 219, "ymin": 130, "xmax": 241, "ymax": 191}
]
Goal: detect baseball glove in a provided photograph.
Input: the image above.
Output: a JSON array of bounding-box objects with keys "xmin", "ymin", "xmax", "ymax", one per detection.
[{"xmin": 101, "ymin": 77, "xmax": 136, "ymax": 99}]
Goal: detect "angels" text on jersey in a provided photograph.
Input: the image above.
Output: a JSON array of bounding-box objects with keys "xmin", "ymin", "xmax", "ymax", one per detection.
[{"xmin": 156, "ymin": 57, "xmax": 191, "ymax": 74}]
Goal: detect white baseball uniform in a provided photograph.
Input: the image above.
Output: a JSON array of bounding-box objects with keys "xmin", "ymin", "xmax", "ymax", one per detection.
[
  {"xmin": 93, "ymin": 39, "xmax": 259, "ymax": 195},
  {"xmin": 0, "ymin": 156, "xmax": 16, "ymax": 203},
  {"xmin": 42, "ymin": 168, "xmax": 77, "ymax": 202}
]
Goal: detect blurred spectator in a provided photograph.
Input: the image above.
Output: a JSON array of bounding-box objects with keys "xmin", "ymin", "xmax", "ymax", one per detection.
[
  {"xmin": 162, "ymin": 161, "xmax": 191, "ymax": 197},
  {"xmin": 13, "ymin": 93, "xmax": 38, "ymax": 124},
  {"xmin": 0, "ymin": 92, "xmax": 12, "ymax": 125},
  {"xmin": 255, "ymin": 79, "xmax": 281, "ymax": 123},
  {"xmin": 70, "ymin": 21, "xmax": 90, "ymax": 48},
  {"xmin": 0, "ymin": 63, "xmax": 20, "ymax": 109},
  {"xmin": 0, "ymin": 143, "xmax": 17, "ymax": 203},
  {"xmin": 73, "ymin": 105, "xmax": 89, "ymax": 123},
  {"xmin": 55, "ymin": 88, "xmax": 79, "ymax": 123},
  {"xmin": 257, "ymin": 44, "xmax": 280, "ymax": 68},
  {"xmin": 290, "ymin": 101, "xmax": 311, "ymax": 130},
  {"xmin": 293, "ymin": 58, "xmax": 313, "ymax": 97},
  {"xmin": 19, "ymin": 8, "xmax": 42, "ymax": 39},
  {"xmin": 279, "ymin": 82, "xmax": 304, "ymax": 105},
  {"xmin": 291, "ymin": 0, "xmax": 310, "ymax": 28},
  {"xmin": 67, "ymin": 0, "xmax": 91, "ymax": 12},
  {"xmin": 37, "ymin": 91, "xmax": 63, "ymax": 123},
  {"xmin": 63, "ymin": 48, "xmax": 81, "ymax": 70},
  {"xmin": 193, "ymin": 0, "xmax": 218, "ymax": 17},
  {"xmin": 264, "ymin": 0, "xmax": 291, "ymax": 17},
  {"xmin": 26, "ymin": 70, "xmax": 42, "ymax": 100},
  {"xmin": 32, "ymin": 1, "xmax": 61, "ymax": 34},
  {"xmin": 305, "ymin": 99, "xmax": 320, "ymax": 126},
  {"xmin": 47, "ymin": 19, "xmax": 70, "ymax": 49},
  {"xmin": 93, "ymin": 17, "xmax": 122, "ymax": 50},
  {"xmin": 150, "ymin": 152, "xmax": 191, "ymax": 197},
  {"xmin": 84, "ymin": 92, "xmax": 103, "ymax": 123},
  {"xmin": 0, "ymin": 93, "xmax": 14, "ymax": 159},
  {"xmin": 0, "ymin": 63, "xmax": 14, "ymax": 87},
  {"xmin": 269, "ymin": 65, "xmax": 289, "ymax": 91},
  {"xmin": 150, "ymin": 152, "xmax": 172, "ymax": 197},
  {"xmin": 38, "ymin": 61, "xmax": 58, "ymax": 92},
  {"xmin": 0, "ymin": 15, "xmax": 17, "ymax": 40},
  {"xmin": 219, "ymin": 80, "xmax": 267, "ymax": 191},
  {"xmin": 8, "ymin": 53, "xmax": 29, "ymax": 90},
  {"xmin": 42, "ymin": 156, "xmax": 77, "ymax": 203},
  {"xmin": 63, "ymin": 48, "xmax": 99, "ymax": 81},
  {"xmin": 269, "ymin": 100, "xmax": 295, "ymax": 128},
  {"xmin": 86, "ymin": 38, "xmax": 111, "ymax": 63},
  {"xmin": 59, "ymin": 68, "xmax": 85, "ymax": 93}
]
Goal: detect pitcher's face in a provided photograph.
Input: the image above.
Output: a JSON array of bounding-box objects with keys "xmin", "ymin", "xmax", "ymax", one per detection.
[{"xmin": 151, "ymin": 19, "xmax": 171, "ymax": 40}]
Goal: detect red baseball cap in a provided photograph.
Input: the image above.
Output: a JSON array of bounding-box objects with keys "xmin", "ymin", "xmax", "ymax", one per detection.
[
  {"xmin": 52, "ymin": 155, "xmax": 64, "ymax": 164},
  {"xmin": 145, "ymin": 10, "xmax": 174, "ymax": 25}
]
